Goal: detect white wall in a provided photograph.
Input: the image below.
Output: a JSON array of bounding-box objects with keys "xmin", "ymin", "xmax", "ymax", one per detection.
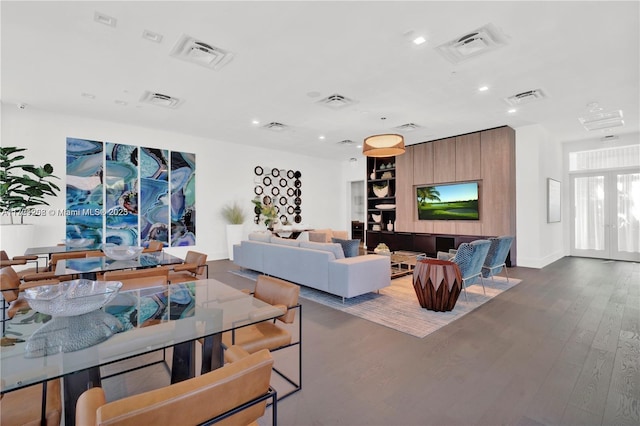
[
  {"xmin": 0, "ymin": 106, "xmax": 344, "ymax": 260},
  {"xmin": 515, "ymin": 124, "xmax": 564, "ymax": 268}
]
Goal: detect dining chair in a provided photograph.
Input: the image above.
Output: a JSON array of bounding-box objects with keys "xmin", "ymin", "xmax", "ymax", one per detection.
[
  {"xmin": 142, "ymin": 240, "xmax": 164, "ymax": 253},
  {"xmin": 438, "ymin": 240, "xmax": 492, "ymax": 300},
  {"xmin": 222, "ymin": 275, "xmax": 301, "ymax": 400},
  {"xmin": 482, "ymin": 236, "xmax": 514, "ymax": 281},
  {"xmin": 0, "ymin": 379, "xmax": 62, "ymax": 426},
  {"xmin": 103, "ymin": 267, "xmax": 169, "ymax": 290},
  {"xmin": 75, "ymin": 349, "xmax": 276, "ymax": 426},
  {"xmin": 21, "ymin": 250, "xmax": 100, "ymax": 282},
  {"xmin": 0, "ymin": 249, "xmax": 40, "ymax": 273},
  {"xmin": 168, "ymin": 251, "xmax": 208, "ymax": 283},
  {"xmin": 1, "ymin": 266, "xmax": 59, "ymax": 322}
]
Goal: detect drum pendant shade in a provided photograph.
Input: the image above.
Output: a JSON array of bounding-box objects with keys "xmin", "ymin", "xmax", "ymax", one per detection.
[{"xmin": 362, "ymin": 134, "xmax": 405, "ymax": 157}]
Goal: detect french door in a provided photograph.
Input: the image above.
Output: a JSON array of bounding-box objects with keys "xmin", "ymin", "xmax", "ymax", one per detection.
[{"xmin": 571, "ymin": 169, "xmax": 640, "ymax": 261}]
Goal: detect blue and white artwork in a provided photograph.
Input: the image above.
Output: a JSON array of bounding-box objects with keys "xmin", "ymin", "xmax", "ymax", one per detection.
[
  {"xmin": 105, "ymin": 143, "xmax": 139, "ymax": 245},
  {"xmin": 140, "ymin": 148, "xmax": 169, "ymax": 247},
  {"xmin": 66, "ymin": 138, "xmax": 104, "ymax": 243},
  {"xmin": 170, "ymin": 151, "xmax": 195, "ymax": 246}
]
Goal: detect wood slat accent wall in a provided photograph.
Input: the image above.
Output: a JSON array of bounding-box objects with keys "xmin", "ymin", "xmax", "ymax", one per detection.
[{"xmin": 393, "ymin": 125, "xmax": 516, "ymax": 263}]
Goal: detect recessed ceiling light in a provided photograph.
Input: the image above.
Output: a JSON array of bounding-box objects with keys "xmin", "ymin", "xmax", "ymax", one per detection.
[
  {"xmin": 252, "ymin": 120, "xmax": 260, "ymax": 125},
  {"xmin": 356, "ymin": 145, "xmax": 363, "ymax": 149},
  {"xmin": 413, "ymin": 36, "xmax": 427, "ymax": 45},
  {"xmin": 319, "ymin": 135, "xmax": 325, "ymax": 140},
  {"xmin": 81, "ymin": 92, "xmax": 96, "ymax": 99},
  {"xmin": 94, "ymin": 11, "xmax": 117, "ymax": 27},
  {"xmin": 478, "ymin": 86, "xmax": 489, "ymax": 92},
  {"xmin": 142, "ymin": 30, "xmax": 163, "ymax": 43},
  {"xmin": 507, "ymin": 109, "xmax": 517, "ymax": 114}
]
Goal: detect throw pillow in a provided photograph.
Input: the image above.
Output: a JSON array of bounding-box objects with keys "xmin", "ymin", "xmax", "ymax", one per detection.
[
  {"xmin": 299, "ymin": 241, "xmax": 345, "ymax": 259},
  {"xmin": 331, "ymin": 238, "xmax": 360, "ymax": 258}
]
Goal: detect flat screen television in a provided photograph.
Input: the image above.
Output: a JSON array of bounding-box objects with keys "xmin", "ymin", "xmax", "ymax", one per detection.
[{"xmin": 416, "ymin": 181, "xmax": 479, "ymax": 220}]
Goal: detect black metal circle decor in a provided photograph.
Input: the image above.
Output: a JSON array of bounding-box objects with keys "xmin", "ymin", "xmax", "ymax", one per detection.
[{"xmin": 253, "ymin": 165, "xmax": 302, "ymax": 225}]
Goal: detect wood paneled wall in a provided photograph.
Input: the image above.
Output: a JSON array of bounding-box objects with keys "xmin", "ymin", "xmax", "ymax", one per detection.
[{"xmin": 395, "ymin": 126, "xmax": 516, "ymax": 262}]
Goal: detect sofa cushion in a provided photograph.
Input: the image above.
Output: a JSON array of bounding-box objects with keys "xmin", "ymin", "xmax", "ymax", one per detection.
[
  {"xmin": 299, "ymin": 241, "xmax": 345, "ymax": 259},
  {"xmin": 248, "ymin": 232, "xmax": 272, "ymax": 243},
  {"xmin": 332, "ymin": 238, "xmax": 360, "ymax": 258},
  {"xmin": 308, "ymin": 229, "xmax": 331, "ymax": 243},
  {"xmin": 270, "ymin": 236, "xmax": 300, "ymax": 247}
]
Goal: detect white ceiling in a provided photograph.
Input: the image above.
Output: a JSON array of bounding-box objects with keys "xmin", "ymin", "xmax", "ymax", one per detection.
[{"xmin": 2, "ymin": 1, "xmax": 638, "ymax": 160}]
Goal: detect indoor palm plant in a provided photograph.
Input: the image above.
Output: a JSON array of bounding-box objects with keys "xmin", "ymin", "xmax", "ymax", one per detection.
[
  {"xmin": 221, "ymin": 201, "xmax": 246, "ymax": 261},
  {"xmin": 0, "ymin": 146, "xmax": 60, "ymax": 224}
]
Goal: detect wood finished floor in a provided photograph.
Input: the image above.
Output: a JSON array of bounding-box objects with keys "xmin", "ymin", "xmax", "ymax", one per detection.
[{"xmin": 101, "ymin": 257, "xmax": 640, "ymax": 426}]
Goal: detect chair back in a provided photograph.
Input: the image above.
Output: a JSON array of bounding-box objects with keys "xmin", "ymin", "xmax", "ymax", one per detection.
[
  {"xmin": 80, "ymin": 349, "xmax": 273, "ymax": 426},
  {"xmin": 0, "ymin": 250, "xmax": 9, "ymax": 261},
  {"xmin": 143, "ymin": 240, "xmax": 164, "ymax": 253},
  {"xmin": 184, "ymin": 251, "xmax": 208, "ymax": 276},
  {"xmin": 104, "ymin": 267, "xmax": 169, "ymax": 291},
  {"xmin": 0, "ymin": 267, "xmax": 21, "ymax": 302},
  {"xmin": 50, "ymin": 250, "xmax": 100, "ymax": 269},
  {"xmin": 254, "ymin": 275, "xmax": 299, "ymax": 324},
  {"xmin": 482, "ymin": 236, "xmax": 514, "ymax": 277},
  {"xmin": 452, "ymin": 240, "xmax": 491, "ymax": 284}
]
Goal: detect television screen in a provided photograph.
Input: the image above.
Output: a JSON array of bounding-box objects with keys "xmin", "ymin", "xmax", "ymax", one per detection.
[{"xmin": 416, "ymin": 181, "xmax": 479, "ymax": 220}]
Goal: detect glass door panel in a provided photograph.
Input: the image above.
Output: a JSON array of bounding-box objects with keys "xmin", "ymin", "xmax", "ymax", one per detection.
[
  {"xmin": 572, "ymin": 174, "xmax": 606, "ymax": 257},
  {"xmin": 612, "ymin": 172, "xmax": 640, "ymax": 261}
]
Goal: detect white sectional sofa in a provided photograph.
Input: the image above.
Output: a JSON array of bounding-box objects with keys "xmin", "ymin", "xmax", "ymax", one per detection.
[{"xmin": 233, "ymin": 234, "xmax": 390, "ymax": 300}]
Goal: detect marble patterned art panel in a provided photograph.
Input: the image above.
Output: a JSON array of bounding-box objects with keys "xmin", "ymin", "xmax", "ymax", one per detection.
[
  {"xmin": 139, "ymin": 148, "xmax": 169, "ymax": 247},
  {"xmin": 65, "ymin": 138, "xmax": 104, "ymax": 243},
  {"xmin": 105, "ymin": 143, "xmax": 139, "ymax": 245},
  {"xmin": 170, "ymin": 151, "xmax": 195, "ymax": 246}
]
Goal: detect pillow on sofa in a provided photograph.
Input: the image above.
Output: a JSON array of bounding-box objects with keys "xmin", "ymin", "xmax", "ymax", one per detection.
[
  {"xmin": 299, "ymin": 241, "xmax": 345, "ymax": 259},
  {"xmin": 248, "ymin": 232, "xmax": 272, "ymax": 243},
  {"xmin": 331, "ymin": 238, "xmax": 360, "ymax": 258},
  {"xmin": 308, "ymin": 229, "xmax": 331, "ymax": 243},
  {"xmin": 270, "ymin": 236, "xmax": 301, "ymax": 247}
]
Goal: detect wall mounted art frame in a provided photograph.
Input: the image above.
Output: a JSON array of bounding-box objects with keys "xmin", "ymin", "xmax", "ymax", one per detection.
[
  {"xmin": 66, "ymin": 138, "xmax": 195, "ymax": 247},
  {"xmin": 547, "ymin": 178, "xmax": 561, "ymax": 223},
  {"xmin": 254, "ymin": 166, "xmax": 302, "ymax": 225}
]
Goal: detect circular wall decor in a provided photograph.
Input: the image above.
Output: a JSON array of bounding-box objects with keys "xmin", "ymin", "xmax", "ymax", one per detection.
[
  {"xmin": 294, "ymin": 179, "xmax": 301, "ymax": 188},
  {"xmin": 254, "ymin": 166, "xmax": 263, "ymax": 176},
  {"xmin": 294, "ymin": 171, "xmax": 301, "ymax": 178},
  {"xmin": 271, "ymin": 168, "xmax": 280, "ymax": 177},
  {"xmin": 254, "ymin": 216, "xmax": 260, "ymax": 224},
  {"xmin": 294, "ymin": 188, "xmax": 302, "ymax": 197},
  {"xmin": 279, "ymin": 178, "xmax": 287, "ymax": 187},
  {"xmin": 271, "ymin": 187, "xmax": 280, "ymax": 196},
  {"xmin": 287, "ymin": 206, "xmax": 295, "ymax": 214},
  {"xmin": 279, "ymin": 214, "xmax": 287, "ymax": 223},
  {"xmin": 294, "ymin": 206, "xmax": 301, "ymax": 214},
  {"xmin": 262, "ymin": 195, "xmax": 272, "ymax": 205},
  {"xmin": 254, "ymin": 186, "xmax": 263, "ymax": 195},
  {"xmin": 294, "ymin": 197, "xmax": 302, "ymax": 206},
  {"xmin": 263, "ymin": 176, "xmax": 272, "ymax": 186},
  {"xmin": 254, "ymin": 206, "xmax": 261, "ymax": 214},
  {"xmin": 279, "ymin": 196, "xmax": 287, "ymax": 206},
  {"xmin": 294, "ymin": 214, "xmax": 302, "ymax": 223},
  {"xmin": 287, "ymin": 187, "xmax": 295, "ymax": 197},
  {"xmin": 287, "ymin": 170, "xmax": 295, "ymax": 179}
]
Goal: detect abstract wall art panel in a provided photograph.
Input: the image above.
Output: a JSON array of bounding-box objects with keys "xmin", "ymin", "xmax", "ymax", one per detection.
[
  {"xmin": 65, "ymin": 138, "xmax": 104, "ymax": 243},
  {"xmin": 170, "ymin": 151, "xmax": 196, "ymax": 246},
  {"xmin": 140, "ymin": 148, "xmax": 169, "ymax": 247},
  {"xmin": 105, "ymin": 143, "xmax": 139, "ymax": 245}
]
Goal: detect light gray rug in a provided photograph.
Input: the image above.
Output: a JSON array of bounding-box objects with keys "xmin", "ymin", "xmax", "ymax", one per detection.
[{"xmin": 229, "ymin": 269, "xmax": 521, "ymax": 338}]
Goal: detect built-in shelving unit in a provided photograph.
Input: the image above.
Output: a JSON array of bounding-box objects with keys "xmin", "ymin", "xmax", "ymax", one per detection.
[{"xmin": 366, "ymin": 156, "xmax": 397, "ymax": 233}]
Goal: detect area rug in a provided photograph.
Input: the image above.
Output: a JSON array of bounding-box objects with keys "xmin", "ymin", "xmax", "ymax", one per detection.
[{"xmin": 229, "ymin": 269, "xmax": 521, "ymax": 338}]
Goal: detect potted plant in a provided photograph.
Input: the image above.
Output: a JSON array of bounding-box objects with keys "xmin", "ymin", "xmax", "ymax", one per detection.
[
  {"xmin": 251, "ymin": 197, "xmax": 278, "ymax": 230},
  {"xmin": 1, "ymin": 147, "xmax": 60, "ymax": 224},
  {"xmin": 221, "ymin": 201, "xmax": 246, "ymax": 261}
]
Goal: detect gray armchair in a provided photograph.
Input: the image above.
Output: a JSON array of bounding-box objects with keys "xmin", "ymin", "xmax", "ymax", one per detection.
[
  {"xmin": 482, "ymin": 236, "xmax": 514, "ymax": 281},
  {"xmin": 437, "ymin": 239, "xmax": 492, "ymax": 300}
]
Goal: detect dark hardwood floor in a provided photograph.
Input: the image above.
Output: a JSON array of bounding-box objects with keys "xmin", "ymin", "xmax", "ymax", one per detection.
[{"xmin": 102, "ymin": 257, "xmax": 639, "ymax": 426}]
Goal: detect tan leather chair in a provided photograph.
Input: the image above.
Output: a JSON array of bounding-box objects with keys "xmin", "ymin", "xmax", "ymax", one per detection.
[
  {"xmin": 0, "ymin": 250, "xmax": 40, "ymax": 274},
  {"xmin": 222, "ymin": 275, "xmax": 301, "ymax": 399},
  {"xmin": 75, "ymin": 349, "xmax": 275, "ymax": 426},
  {"xmin": 168, "ymin": 251, "xmax": 208, "ymax": 283},
  {"xmin": 1, "ymin": 266, "xmax": 59, "ymax": 319},
  {"xmin": 308, "ymin": 229, "xmax": 348, "ymax": 243},
  {"xmin": 0, "ymin": 380, "xmax": 62, "ymax": 426},
  {"xmin": 103, "ymin": 267, "xmax": 169, "ymax": 291},
  {"xmin": 21, "ymin": 250, "xmax": 100, "ymax": 282},
  {"xmin": 142, "ymin": 240, "xmax": 164, "ymax": 253}
]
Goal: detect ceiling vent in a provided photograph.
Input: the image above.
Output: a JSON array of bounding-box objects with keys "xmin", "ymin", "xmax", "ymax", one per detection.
[
  {"xmin": 317, "ymin": 93, "xmax": 357, "ymax": 109},
  {"xmin": 337, "ymin": 139, "xmax": 355, "ymax": 146},
  {"xmin": 504, "ymin": 89, "xmax": 547, "ymax": 106},
  {"xmin": 140, "ymin": 91, "xmax": 182, "ymax": 109},
  {"xmin": 394, "ymin": 123, "xmax": 421, "ymax": 132},
  {"xmin": 600, "ymin": 135, "xmax": 619, "ymax": 142},
  {"xmin": 436, "ymin": 23, "xmax": 508, "ymax": 63},
  {"xmin": 579, "ymin": 110, "xmax": 625, "ymax": 131},
  {"xmin": 262, "ymin": 122, "xmax": 288, "ymax": 132},
  {"xmin": 170, "ymin": 34, "xmax": 233, "ymax": 70}
]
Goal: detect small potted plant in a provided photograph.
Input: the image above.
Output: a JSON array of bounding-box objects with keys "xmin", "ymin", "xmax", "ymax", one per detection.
[{"xmin": 221, "ymin": 202, "xmax": 246, "ymax": 261}]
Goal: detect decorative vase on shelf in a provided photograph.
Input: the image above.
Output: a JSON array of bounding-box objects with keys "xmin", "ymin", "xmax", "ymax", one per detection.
[
  {"xmin": 387, "ymin": 220, "xmax": 393, "ymax": 231},
  {"xmin": 370, "ymin": 169, "xmax": 376, "ymax": 180}
]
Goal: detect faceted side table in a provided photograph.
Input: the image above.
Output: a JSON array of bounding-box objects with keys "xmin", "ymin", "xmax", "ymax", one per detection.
[{"xmin": 412, "ymin": 258, "xmax": 463, "ymax": 312}]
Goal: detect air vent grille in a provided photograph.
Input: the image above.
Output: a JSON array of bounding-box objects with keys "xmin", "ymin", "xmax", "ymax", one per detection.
[
  {"xmin": 436, "ymin": 23, "xmax": 508, "ymax": 64},
  {"xmin": 140, "ymin": 91, "xmax": 181, "ymax": 109},
  {"xmin": 170, "ymin": 34, "xmax": 233, "ymax": 70},
  {"xmin": 394, "ymin": 123, "xmax": 421, "ymax": 131},
  {"xmin": 579, "ymin": 110, "xmax": 624, "ymax": 131},
  {"xmin": 262, "ymin": 122, "xmax": 288, "ymax": 131},
  {"xmin": 317, "ymin": 93, "xmax": 357, "ymax": 109},
  {"xmin": 504, "ymin": 89, "xmax": 547, "ymax": 106},
  {"xmin": 337, "ymin": 139, "xmax": 355, "ymax": 146}
]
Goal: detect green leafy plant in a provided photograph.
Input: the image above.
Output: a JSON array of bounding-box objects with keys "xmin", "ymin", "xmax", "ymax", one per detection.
[
  {"xmin": 251, "ymin": 197, "xmax": 278, "ymax": 229},
  {"xmin": 221, "ymin": 201, "xmax": 246, "ymax": 225},
  {"xmin": 0, "ymin": 147, "xmax": 61, "ymax": 224}
]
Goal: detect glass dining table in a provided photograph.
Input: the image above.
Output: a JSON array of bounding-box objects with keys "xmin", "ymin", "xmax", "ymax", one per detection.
[
  {"xmin": 54, "ymin": 251, "xmax": 185, "ymax": 279},
  {"xmin": 0, "ymin": 279, "xmax": 284, "ymax": 425}
]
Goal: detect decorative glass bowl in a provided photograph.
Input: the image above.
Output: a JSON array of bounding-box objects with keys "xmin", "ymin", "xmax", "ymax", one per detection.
[
  {"xmin": 102, "ymin": 245, "xmax": 144, "ymax": 260},
  {"xmin": 65, "ymin": 238, "xmax": 95, "ymax": 248},
  {"xmin": 23, "ymin": 279, "xmax": 123, "ymax": 317}
]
